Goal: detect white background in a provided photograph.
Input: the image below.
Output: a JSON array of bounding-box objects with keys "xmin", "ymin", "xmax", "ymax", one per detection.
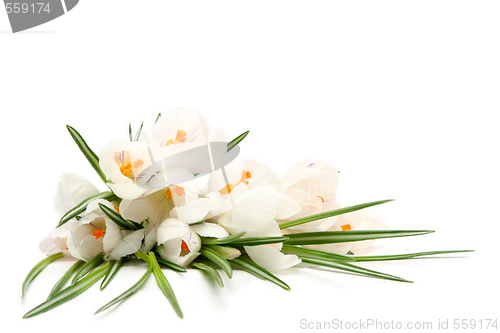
[{"xmin": 1, "ymin": 1, "xmax": 499, "ymax": 332}]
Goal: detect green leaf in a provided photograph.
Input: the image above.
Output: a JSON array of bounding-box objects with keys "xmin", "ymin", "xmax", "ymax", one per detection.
[
  {"xmin": 155, "ymin": 113, "xmax": 161, "ymax": 124},
  {"xmin": 191, "ymin": 262, "xmax": 224, "ymax": 287},
  {"xmin": 227, "ymin": 130, "xmax": 249, "ymax": 152},
  {"xmin": 300, "ymin": 257, "xmax": 412, "ymax": 283},
  {"xmin": 281, "ymin": 244, "xmax": 355, "ymax": 262},
  {"xmin": 98, "ymin": 203, "xmax": 142, "ymax": 230},
  {"xmin": 279, "ymin": 199, "xmax": 394, "ymax": 229},
  {"xmin": 100, "ymin": 257, "xmax": 125, "ymax": 291},
  {"xmin": 155, "ymin": 256, "xmax": 187, "ymax": 273},
  {"xmin": 129, "ymin": 123, "xmax": 133, "ymax": 141},
  {"xmin": 23, "ymin": 262, "xmax": 110, "ymax": 318},
  {"xmin": 72, "ymin": 253, "xmax": 104, "ymax": 284},
  {"xmin": 221, "ymin": 236, "xmax": 289, "ymax": 247},
  {"xmin": 66, "ymin": 125, "xmax": 107, "ymax": 183},
  {"xmin": 95, "ymin": 260, "xmax": 152, "ymax": 314},
  {"xmin": 136, "ymin": 252, "xmax": 183, "ymax": 318},
  {"xmin": 200, "ymin": 247, "xmax": 233, "ymax": 278},
  {"xmin": 204, "ymin": 244, "xmax": 241, "ymax": 260},
  {"xmin": 47, "ymin": 260, "xmax": 84, "ymax": 300},
  {"xmin": 351, "ymin": 250, "xmax": 475, "ymax": 262},
  {"xmin": 134, "ymin": 121, "xmax": 144, "ymax": 141},
  {"xmin": 284, "ymin": 230, "xmax": 434, "ymax": 246},
  {"xmin": 22, "ymin": 252, "xmax": 65, "ymax": 299},
  {"xmin": 201, "ymin": 231, "xmax": 246, "ymax": 245},
  {"xmin": 230, "ymin": 256, "xmax": 290, "ymax": 291},
  {"xmin": 58, "ymin": 191, "xmax": 117, "ymax": 228}
]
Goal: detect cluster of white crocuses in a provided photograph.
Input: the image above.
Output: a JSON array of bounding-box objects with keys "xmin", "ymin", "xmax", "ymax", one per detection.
[{"xmin": 40, "ymin": 108, "xmax": 387, "ymax": 271}]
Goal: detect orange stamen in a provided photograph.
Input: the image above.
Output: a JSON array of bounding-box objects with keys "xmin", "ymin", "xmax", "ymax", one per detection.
[
  {"xmin": 341, "ymin": 224, "xmax": 351, "ymax": 231},
  {"xmin": 166, "ymin": 130, "xmax": 187, "ymax": 146},
  {"xmin": 120, "ymin": 162, "xmax": 133, "ymax": 178},
  {"xmin": 164, "ymin": 188, "xmax": 173, "ymax": 200},
  {"xmin": 173, "ymin": 185, "xmax": 185, "ymax": 197},
  {"xmin": 318, "ymin": 196, "xmax": 325, "ymax": 202},
  {"xmin": 92, "ymin": 230, "xmax": 106, "ymax": 239},
  {"xmin": 181, "ymin": 240, "xmax": 189, "ymax": 251},
  {"xmin": 133, "ymin": 159, "xmax": 144, "ymax": 169},
  {"xmin": 218, "ymin": 170, "xmax": 252, "ymax": 195},
  {"xmin": 114, "ymin": 206, "xmax": 120, "ymax": 214}
]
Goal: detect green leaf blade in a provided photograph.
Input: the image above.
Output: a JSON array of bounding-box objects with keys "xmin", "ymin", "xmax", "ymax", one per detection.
[
  {"xmin": 191, "ymin": 262, "xmax": 224, "ymax": 287},
  {"xmin": 98, "ymin": 203, "xmax": 141, "ymax": 230},
  {"xmin": 95, "ymin": 261, "xmax": 152, "ymax": 314},
  {"xmin": 100, "ymin": 257, "xmax": 125, "ymax": 291},
  {"xmin": 66, "ymin": 125, "xmax": 107, "ymax": 183},
  {"xmin": 300, "ymin": 257, "xmax": 412, "ymax": 283},
  {"xmin": 281, "ymin": 244, "xmax": 355, "ymax": 262},
  {"xmin": 155, "ymin": 256, "xmax": 187, "ymax": 273},
  {"xmin": 284, "ymin": 230, "xmax": 434, "ymax": 246},
  {"xmin": 47, "ymin": 260, "xmax": 85, "ymax": 300},
  {"xmin": 72, "ymin": 253, "xmax": 104, "ymax": 285},
  {"xmin": 351, "ymin": 250, "xmax": 475, "ymax": 262},
  {"xmin": 201, "ymin": 231, "xmax": 246, "ymax": 245},
  {"xmin": 58, "ymin": 191, "xmax": 117, "ymax": 228},
  {"xmin": 22, "ymin": 252, "xmax": 65, "ymax": 299},
  {"xmin": 230, "ymin": 256, "xmax": 290, "ymax": 291},
  {"xmin": 227, "ymin": 130, "xmax": 249, "ymax": 152},
  {"xmin": 23, "ymin": 262, "xmax": 109, "ymax": 318},
  {"xmin": 280, "ymin": 199, "xmax": 394, "ymax": 230},
  {"xmin": 200, "ymin": 247, "xmax": 233, "ymax": 278}
]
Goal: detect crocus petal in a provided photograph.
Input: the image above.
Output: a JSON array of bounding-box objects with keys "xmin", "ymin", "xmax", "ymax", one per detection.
[
  {"xmin": 275, "ymin": 193, "xmax": 302, "ymax": 220},
  {"xmin": 108, "ymin": 229, "xmax": 145, "ymax": 260},
  {"xmin": 39, "ymin": 222, "xmax": 72, "ymax": 255},
  {"xmin": 244, "ymin": 245, "xmax": 301, "ymax": 271},
  {"xmin": 54, "ymin": 173, "xmax": 100, "ymax": 218},
  {"xmin": 152, "ymin": 107, "xmax": 209, "ymax": 147},
  {"xmin": 190, "ymin": 222, "xmax": 230, "ymax": 238},
  {"xmin": 218, "ymin": 186, "xmax": 279, "ymax": 233},
  {"xmin": 170, "ymin": 197, "xmax": 211, "ymax": 224}
]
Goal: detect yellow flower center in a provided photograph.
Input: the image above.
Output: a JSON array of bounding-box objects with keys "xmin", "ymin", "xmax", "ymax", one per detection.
[
  {"xmin": 119, "ymin": 159, "xmax": 145, "ymax": 179},
  {"xmin": 164, "ymin": 185, "xmax": 184, "ymax": 200}
]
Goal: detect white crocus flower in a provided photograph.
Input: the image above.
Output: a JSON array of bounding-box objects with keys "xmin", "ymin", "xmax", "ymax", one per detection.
[
  {"xmin": 278, "ymin": 160, "xmax": 340, "ymax": 232},
  {"xmin": 156, "ymin": 218, "xmax": 201, "ymax": 266},
  {"xmin": 67, "ymin": 199, "xmax": 144, "ymax": 261},
  {"xmin": 40, "ymin": 173, "xmax": 100, "ymax": 256},
  {"xmin": 99, "ymin": 140, "xmax": 153, "ymax": 200},
  {"xmin": 215, "ymin": 185, "xmax": 302, "ymax": 271}
]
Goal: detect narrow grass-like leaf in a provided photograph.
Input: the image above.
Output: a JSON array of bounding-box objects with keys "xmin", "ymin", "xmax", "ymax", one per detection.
[
  {"xmin": 98, "ymin": 203, "xmax": 141, "ymax": 230},
  {"xmin": 134, "ymin": 121, "xmax": 144, "ymax": 141},
  {"xmin": 22, "ymin": 252, "xmax": 65, "ymax": 299},
  {"xmin": 155, "ymin": 113, "xmax": 161, "ymax": 124},
  {"xmin": 200, "ymin": 247, "xmax": 232, "ymax": 278},
  {"xmin": 201, "ymin": 232, "xmax": 246, "ymax": 245},
  {"xmin": 129, "ymin": 123, "xmax": 133, "ymax": 141},
  {"xmin": 155, "ymin": 256, "xmax": 187, "ymax": 273},
  {"xmin": 47, "ymin": 260, "xmax": 84, "ymax": 300},
  {"xmin": 23, "ymin": 262, "xmax": 110, "ymax": 318},
  {"xmin": 66, "ymin": 125, "xmax": 107, "ymax": 183},
  {"xmin": 58, "ymin": 191, "xmax": 117, "ymax": 227},
  {"xmin": 231, "ymin": 256, "xmax": 290, "ymax": 291},
  {"xmin": 284, "ymin": 230, "xmax": 434, "ymax": 246},
  {"xmin": 300, "ymin": 257, "xmax": 412, "ymax": 283},
  {"xmin": 72, "ymin": 253, "xmax": 104, "ymax": 284},
  {"xmin": 192, "ymin": 262, "xmax": 224, "ymax": 287},
  {"xmin": 204, "ymin": 244, "xmax": 241, "ymax": 260},
  {"xmin": 223, "ymin": 236, "xmax": 289, "ymax": 247},
  {"xmin": 100, "ymin": 257, "xmax": 125, "ymax": 291},
  {"xmin": 279, "ymin": 199, "xmax": 394, "ymax": 229},
  {"xmin": 351, "ymin": 250, "xmax": 474, "ymax": 262},
  {"xmin": 95, "ymin": 261, "xmax": 152, "ymax": 314},
  {"xmin": 138, "ymin": 252, "xmax": 183, "ymax": 318},
  {"xmin": 227, "ymin": 130, "xmax": 249, "ymax": 152},
  {"xmin": 281, "ymin": 244, "xmax": 355, "ymax": 262}
]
